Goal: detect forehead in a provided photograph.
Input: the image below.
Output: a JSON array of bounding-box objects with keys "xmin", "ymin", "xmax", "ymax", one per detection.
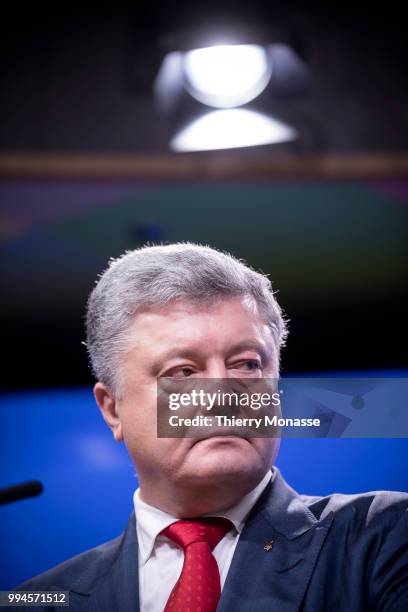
[{"xmin": 126, "ymin": 295, "xmax": 273, "ymax": 352}]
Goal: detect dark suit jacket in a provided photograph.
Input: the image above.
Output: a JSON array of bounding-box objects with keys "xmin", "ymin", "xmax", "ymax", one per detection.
[{"xmin": 17, "ymin": 469, "xmax": 408, "ymax": 611}]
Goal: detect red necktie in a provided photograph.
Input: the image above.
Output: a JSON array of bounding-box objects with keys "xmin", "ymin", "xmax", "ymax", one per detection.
[{"xmin": 161, "ymin": 517, "xmax": 232, "ymax": 612}]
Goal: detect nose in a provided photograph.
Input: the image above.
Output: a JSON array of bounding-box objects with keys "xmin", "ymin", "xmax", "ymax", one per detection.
[{"xmin": 204, "ymin": 358, "xmax": 228, "ymax": 379}]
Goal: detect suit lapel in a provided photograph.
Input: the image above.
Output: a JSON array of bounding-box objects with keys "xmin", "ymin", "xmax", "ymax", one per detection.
[
  {"xmin": 70, "ymin": 513, "xmax": 140, "ymax": 612},
  {"xmin": 218, "ymin": 470, "xmax": 334, "ymax": 612}
]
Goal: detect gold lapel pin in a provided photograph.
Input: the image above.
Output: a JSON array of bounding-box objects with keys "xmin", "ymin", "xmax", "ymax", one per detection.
[{"xmin": 263, "ymin": 540, "xmax": 274, "ymax": 552}]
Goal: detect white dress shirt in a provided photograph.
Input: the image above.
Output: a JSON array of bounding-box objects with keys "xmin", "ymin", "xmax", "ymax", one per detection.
[{"xmin": 133, "ymin": 470, "xmax": 272, "ymax": 612}]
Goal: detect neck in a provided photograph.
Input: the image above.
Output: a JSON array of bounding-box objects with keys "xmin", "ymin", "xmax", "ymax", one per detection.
[{"xmin": 138, "ymin": 472, "xmax": 267, "ymax": 517}]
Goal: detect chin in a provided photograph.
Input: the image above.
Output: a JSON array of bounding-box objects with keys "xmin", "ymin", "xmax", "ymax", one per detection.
[{"xmin": 188, "ymin": 438, "xmax": 266, "ymax": 482}]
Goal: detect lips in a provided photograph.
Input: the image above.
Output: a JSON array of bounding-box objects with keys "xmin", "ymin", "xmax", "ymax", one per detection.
[{"xmin": 192, "ymin": 428, "xmax": 250, "ymax": 445}]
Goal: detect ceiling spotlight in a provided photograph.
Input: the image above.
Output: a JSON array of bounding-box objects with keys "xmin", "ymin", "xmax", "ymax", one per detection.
[
  {"xmin": 153, "ymin": 36, "xmax": 307, "ymax": 151},
  {"xmin": 183, "ymin": 44, "xmax": 272, "ymax": 108},
  {"xmin": 170, "ymin": 108, "xmax": 297, "ymax": 152}
]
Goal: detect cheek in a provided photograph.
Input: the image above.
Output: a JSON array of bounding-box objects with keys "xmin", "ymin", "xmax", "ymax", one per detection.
[
  {"xmin": 253, "ymin": 437, "xmax": 280, "ymax": 463},
  {"xmin": 118, "ymin": 407, "xmax": 155, "ymax": 460},
  {"xmin": 122, "ymin": 407, "xmax": 155, "ymax": 442},
  {"xmin": 119, "ymin": 384, "xmax": 158, "ymax": 430},
  {"xmin": 118, "ymin": 394, "xmax": 179, "ymax": 462}
]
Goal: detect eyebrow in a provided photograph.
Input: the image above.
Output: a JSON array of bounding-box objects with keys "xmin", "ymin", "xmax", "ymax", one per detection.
[
  {"xmin": 225, "ymin": 340, "xmax": 273, "ymax": 366},
  {"xmin": 150, "ymin": 339, "xmax": 273, "ymax": 375}
]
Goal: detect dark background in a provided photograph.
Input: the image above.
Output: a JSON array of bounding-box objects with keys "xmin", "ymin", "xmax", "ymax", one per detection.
[
  {"xmin": 1, "ymin": 1, "xmax": 407, "ymax": 392},
  {"xmin": 1, "ymin": 179, "xmax": 407, "ymax": 392},
  {"xmin": 1, "ymin": 1, "xmax": 407, "ymax": 153}
]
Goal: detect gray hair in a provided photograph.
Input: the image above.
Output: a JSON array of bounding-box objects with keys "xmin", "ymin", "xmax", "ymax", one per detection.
[{"xmin": 85, "ymin": 243, "xmax": 288, "ymax": 395}]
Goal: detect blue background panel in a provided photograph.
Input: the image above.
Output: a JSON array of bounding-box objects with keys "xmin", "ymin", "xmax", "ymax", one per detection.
[{"xmin": 1, "ymin": 385, "xmax": 408, "ymax": 589}]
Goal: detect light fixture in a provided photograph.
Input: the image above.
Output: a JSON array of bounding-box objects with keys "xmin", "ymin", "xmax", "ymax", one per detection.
[
  {"xmin": 170, "ymin": 108, "xmax": 297, "ymax": 152},
  {"xmin": 182, "ymin": 44, "xmax": 272, "ymax": 108},
  {"xmin": 154, "ymin": 34, "xmax": 307, "ymax": 152}
]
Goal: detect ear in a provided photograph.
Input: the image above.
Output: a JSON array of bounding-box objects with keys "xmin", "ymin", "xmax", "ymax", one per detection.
[{"xmin": 93, "ymin": 382, "xmax": 124, "ymax": 442}]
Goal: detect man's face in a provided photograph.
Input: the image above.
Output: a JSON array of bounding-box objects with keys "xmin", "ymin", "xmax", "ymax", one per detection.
[{"xmin": 104, "ymin": 295, "xmax": 280, "ymax": 506}]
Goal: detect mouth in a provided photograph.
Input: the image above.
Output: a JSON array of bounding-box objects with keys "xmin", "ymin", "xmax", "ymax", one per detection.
[{"xmin": 192, "ymin": 430, "xmax": 250, "ymax": 446}]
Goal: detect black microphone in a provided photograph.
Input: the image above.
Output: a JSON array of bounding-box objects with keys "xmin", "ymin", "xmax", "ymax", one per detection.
[{"xmin": 0, "ymin": 480, "xmax": 43, "ymax": 505}]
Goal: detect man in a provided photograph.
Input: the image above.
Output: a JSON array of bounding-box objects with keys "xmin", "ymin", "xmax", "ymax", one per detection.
[{"xmin": 18, "ymin": 243, "xmax": 408, "ymax": 611}]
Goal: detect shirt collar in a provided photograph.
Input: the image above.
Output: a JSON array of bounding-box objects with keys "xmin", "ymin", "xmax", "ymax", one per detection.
[{"xmin": 134, "ymin": 469, "xmax": 273, "ymax": 566}]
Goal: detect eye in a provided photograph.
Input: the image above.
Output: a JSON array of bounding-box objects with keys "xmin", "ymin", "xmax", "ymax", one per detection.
[
  {"xmin": 243, "ymin": 360, "xmax": 262, "ymax": 371},
  {"xmin": 180, "ymin": 367, "xmax": 194, "ymax": 377},
  {"xmin": 231, "ymin": 359, "xmax": 262, "ymax": 371},
  {"xmin": 165, "ymin": 366, "xmax": 196, "ymax": 379}
]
